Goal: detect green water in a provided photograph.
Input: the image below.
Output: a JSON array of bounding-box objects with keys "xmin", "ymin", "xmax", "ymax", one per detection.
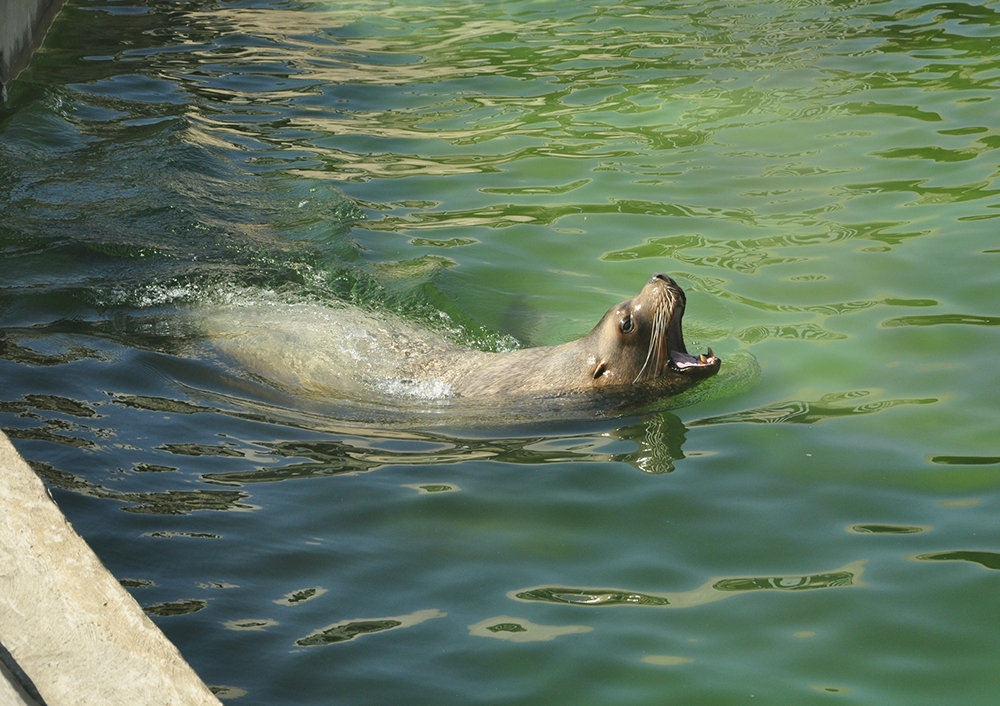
[{"xmin": 2, "ymin": 0, "xmax": 999, "ymax": 702}]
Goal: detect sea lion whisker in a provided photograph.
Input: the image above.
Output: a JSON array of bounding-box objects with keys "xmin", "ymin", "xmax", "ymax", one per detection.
[
  {"xmin": 633, "ymin": 317, "xmax": 656, "ymax": 383},
  {"xmin": 654, "ymin": 305, "xmax": 668, "ymax": 370},
  {"xmin": 634, "ymin": 305, "xmax": 667, "ymax": 383}
]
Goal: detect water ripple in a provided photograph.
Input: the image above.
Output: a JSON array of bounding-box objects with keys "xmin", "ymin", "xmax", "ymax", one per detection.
[
  {"xmin": 691, "ymin": 390, "xmax": 939, "ymax": 426},
  {"xmin": 511, "ymin": 560, "xmax": 867, "ymax": 609}
]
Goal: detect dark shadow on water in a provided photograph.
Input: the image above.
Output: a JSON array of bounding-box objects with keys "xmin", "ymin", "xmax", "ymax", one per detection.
[{"xmin": 28, "ymin": 460, "xmax": 255, "ymax": 514}]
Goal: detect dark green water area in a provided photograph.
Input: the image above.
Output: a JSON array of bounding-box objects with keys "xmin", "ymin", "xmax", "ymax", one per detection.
[{"xmin": 2, "ymin": 0, "xmax": 998, "ymax": 702}]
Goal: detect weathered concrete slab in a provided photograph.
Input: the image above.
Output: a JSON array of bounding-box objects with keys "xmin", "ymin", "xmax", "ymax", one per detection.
[
  {"xmin": 1, "ymin": 0, "xmax": 66, "ymax": 96},
  {"xmin": 0, "ymin": 431, "xmax": 221, "ymax": 706},
  {"xmin": 1, "ymin": 640, "xmax": 44, "ymax": 706}
]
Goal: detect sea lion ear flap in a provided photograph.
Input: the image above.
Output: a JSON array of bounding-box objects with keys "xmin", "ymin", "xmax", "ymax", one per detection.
[{"xmin": 592, "ymin": 360, "xmax": 609, "ymax": 379}]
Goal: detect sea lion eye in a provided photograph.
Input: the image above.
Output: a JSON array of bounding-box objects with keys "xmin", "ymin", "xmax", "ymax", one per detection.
[{"xmin": 620, "ymin": 315, "xmax": 634, "ymax": 334}]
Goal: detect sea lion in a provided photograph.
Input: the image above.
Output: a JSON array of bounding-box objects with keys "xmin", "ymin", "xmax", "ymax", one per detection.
[
  {"xmin": 203, "ymin": 273, "xmax": 720, "ymax": 406},
  {"xmin": 434, "ymin": 273, "xmax": 720, "ymax": 398}
]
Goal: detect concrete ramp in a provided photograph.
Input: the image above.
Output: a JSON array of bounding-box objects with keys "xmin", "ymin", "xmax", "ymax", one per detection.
[
  {"xmin": 0, "ymin": 431, "xmax": 221, "ymax": 706},
  {"xmin": 1, "ymin": 0, "xmax": 66, "ymax": 97}
]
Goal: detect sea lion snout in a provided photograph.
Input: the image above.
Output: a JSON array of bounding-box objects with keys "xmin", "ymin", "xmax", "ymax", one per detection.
[{"xmin": 649, "ymin": 272, "xmax": 685, "ymax": 298}]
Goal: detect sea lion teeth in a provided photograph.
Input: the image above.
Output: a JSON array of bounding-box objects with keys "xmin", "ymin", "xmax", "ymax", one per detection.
[{"xmin": 699, "ymin": 354, "xmax": 707, "ymax": 364}]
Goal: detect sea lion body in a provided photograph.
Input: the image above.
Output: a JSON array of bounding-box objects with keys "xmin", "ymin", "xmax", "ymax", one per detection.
[{"xmin": 202, "ymin": 274, "xmax": 720, "ymax": 406}]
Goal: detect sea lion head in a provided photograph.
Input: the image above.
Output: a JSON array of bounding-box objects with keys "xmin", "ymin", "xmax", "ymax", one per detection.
[{"xmin": 586, "ymin": 273, "xmax": 720, "ymax": 390}]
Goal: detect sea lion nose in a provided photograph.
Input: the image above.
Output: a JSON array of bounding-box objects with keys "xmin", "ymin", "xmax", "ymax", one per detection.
[{"xmin": 651, "ymin": 273, "xmax": 675, "ymax": 285}]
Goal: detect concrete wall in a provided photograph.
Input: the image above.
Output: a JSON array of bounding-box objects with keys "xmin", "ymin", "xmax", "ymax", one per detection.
[
  {"xmin": 0, "ymin": 431, "xmax": 221, "ymax": 705},
  {"xmin": 0, "ymin": 0, "xmax": 66, "ymax": 97}
]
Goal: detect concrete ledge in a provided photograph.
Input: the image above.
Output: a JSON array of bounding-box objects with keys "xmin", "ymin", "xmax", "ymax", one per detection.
[
  {"xmin": 0, "ymin": 431, "xmax": 221, "ymax": 706},
  {"xmin": 1, "ymin": 643, "xmax": 44, "ymax": 706},
  {"xmin": 0, "ymin": 0, "xmax": 66, "ymax": 96}
]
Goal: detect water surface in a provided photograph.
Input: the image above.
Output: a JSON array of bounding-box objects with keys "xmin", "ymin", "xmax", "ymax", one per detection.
[{"xmin": 2, "ymin": 0, "xmax": 999, "ymax": 703}]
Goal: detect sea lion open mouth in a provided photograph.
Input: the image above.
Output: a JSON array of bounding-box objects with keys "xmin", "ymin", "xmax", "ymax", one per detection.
[
  {"xmin": 664, "ymin": 293, "xmax": 719, "ymax": 375},
  {"xmin": 669, "ymin": 346, "xmax": 718, "ymax": 372},
  {"xmin": 634, "ymin": 273, "xmax": 720, "ymax": 383}
]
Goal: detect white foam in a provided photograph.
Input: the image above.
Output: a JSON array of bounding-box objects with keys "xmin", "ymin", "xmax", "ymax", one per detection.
[{"xmin": 374, "ymin": 377, "xmax": 454, "ymax": 400}]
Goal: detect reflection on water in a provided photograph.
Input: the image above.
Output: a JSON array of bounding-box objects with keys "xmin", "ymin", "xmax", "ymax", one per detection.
[
  {"xmin": 274, "ymin": 587, "xmax": 328, "ymax": 606},
  {"xmin": 911, "ymin": 551, "xmax": 1000, "ymax": 571},
  {"xmin": 511, "ymin": 560, "xmax": 867, "ymax": 610},
  {"xmin": 691, "ymin": 389, "xmax": 939, "ymax": 426},
  {"xmin": 882, "ymin": 313, "xmax": 1000, "ymax": 328},
  {"xmin": 468, "ymin": 616, "xmax": 593, "ymax": 643},
  {"xmin": 848, "ymin": 524, "xmax": 928, "ymax": 535},
  {"xmin": 31, "ymin": 460, "xmax": 255, "ymax": 514},
  {"xmin": 224, "ymin": 618, "xmax": 279, "ymax": 632},
  {"xmin": 295, "ymin": 609, "xmax": 446, "ymax": 647},
  {"xmin": 145, "ymin": 598, "xmax": 208, "ymax": 617},
  {"xmin": 927, "ymin": 455, "xmax": 1000, "ymax": 466},
  {"xmin": 0, "ymin": 381, "xmax": 698, "ymax": 478},
  {"xmin": 0, "ymin": 335, "xmax": 107, "ymax": 366},
  {"xmin": 402, "ymin": 483, "xmax": 460, "ymax": 493}
]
